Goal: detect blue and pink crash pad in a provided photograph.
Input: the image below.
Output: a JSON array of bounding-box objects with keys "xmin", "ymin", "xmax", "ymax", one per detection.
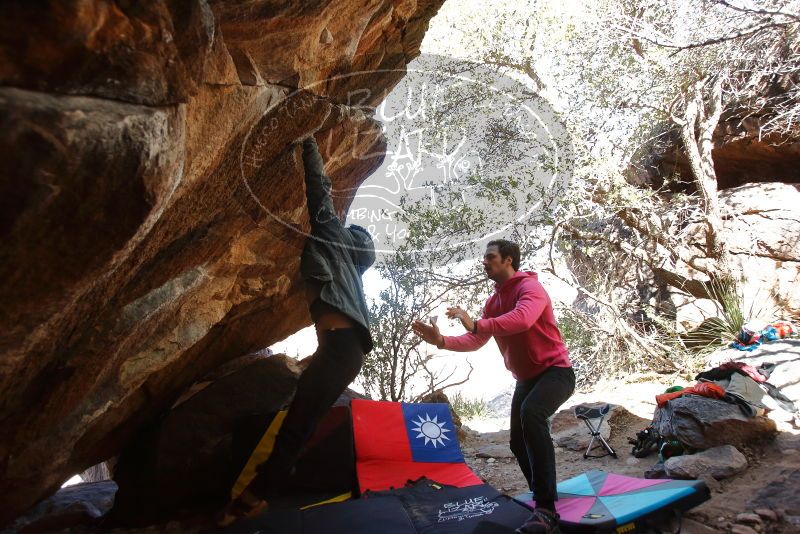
[{"xmin": 517, "ymin": 470, "xmax": 710, "ymax": 533}]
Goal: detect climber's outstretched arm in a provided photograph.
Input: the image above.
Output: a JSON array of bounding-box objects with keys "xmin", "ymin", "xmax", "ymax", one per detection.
[{"xmin": 302, "ymin": 137, "xmax": 343, "ymax": 239}]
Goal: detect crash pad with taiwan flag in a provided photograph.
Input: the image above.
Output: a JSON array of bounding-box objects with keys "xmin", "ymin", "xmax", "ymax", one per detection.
[{"xmin": 351, "ymin": 399, "xmax": 483, "ymax": 493}]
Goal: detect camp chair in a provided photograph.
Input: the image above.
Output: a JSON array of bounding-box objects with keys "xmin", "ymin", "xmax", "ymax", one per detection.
[{"xmin": 573, "ymin": 403, "xmax": 617, "ymax": 459}]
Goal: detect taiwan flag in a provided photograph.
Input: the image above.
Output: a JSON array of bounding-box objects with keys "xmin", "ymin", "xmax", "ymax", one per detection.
[{"xmin": 351, "ymin": 399, "xmax": 483, "ymax": 493}]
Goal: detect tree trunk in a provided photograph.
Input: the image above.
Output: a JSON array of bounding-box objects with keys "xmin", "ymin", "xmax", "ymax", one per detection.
[{"xmin": 678, "ymin": 75, "xmax": 733, "ymax": 281}]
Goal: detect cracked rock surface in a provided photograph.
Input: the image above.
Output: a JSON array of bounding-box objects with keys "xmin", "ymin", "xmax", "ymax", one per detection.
[{"xmin": 0, "ymin": 0, "xmax": 443, "ymax": 523}]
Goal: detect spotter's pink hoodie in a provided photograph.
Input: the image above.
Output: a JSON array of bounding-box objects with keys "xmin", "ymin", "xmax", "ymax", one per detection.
[{"xmin": 442, "ymin": 271, "xmax": 571, "ymax": 380}]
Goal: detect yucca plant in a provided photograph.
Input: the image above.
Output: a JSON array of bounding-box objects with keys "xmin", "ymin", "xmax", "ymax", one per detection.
[{"xmin": 683, "ymin": 276, "xmax": 780, "ymax": 351}]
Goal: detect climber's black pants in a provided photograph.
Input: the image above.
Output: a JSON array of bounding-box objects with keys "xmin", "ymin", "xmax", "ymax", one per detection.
[
  {"xmin": 509, "ymin": 366, "xmax": 575, "ymax": 510},
  {"xmin": 250, "ymin": 328, "xmax": 364, "ymax": 495}
]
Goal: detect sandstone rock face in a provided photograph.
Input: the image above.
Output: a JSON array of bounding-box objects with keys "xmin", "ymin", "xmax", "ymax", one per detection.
[
  {"xmin": 670, "ymin": 182, "xmax": 800, "ymax": 329},
  {"xmin": 711, "ymin": 134, "xmax": 800, "ymax": 190},
  {"xmin": 640, "ymin": 119, "xmax": 800, "ymax": 192},
  {"xmin": 718, "ymin": 183, "xmax": 800, "ymax": 312},
  {"xmin": 0, "ymin": 0, "xmax": 443, "ymax": 524},
  {"xmin": 634, "ymin": 115, "xmax": 800, "ymax": 331}
]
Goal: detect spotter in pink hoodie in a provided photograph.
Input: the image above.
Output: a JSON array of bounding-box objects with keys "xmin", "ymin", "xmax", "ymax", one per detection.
[{"xmin": 442, "ymin": 271, "xmax": 571, "ymax": 380}]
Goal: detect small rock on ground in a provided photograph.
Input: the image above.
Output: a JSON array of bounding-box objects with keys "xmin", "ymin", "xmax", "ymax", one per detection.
[
  {"xmin": 664, "ymin": 445, "xmax": 747, "ymax": 480},
  {"xmin": 753, "ymin": 508, "xmax": 778, "ymax": 522},
  {"xmin": 734, "ymin": 512, "xmax": 762, "ymax": 526}
]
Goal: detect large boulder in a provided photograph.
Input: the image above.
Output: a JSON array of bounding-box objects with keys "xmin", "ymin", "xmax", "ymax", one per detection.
[
  {"xmin": 654, "ymin": 395, "xmax": 777, "ymax": 450},
  {"xmin": 0, "ymin": 0, "xmax": 444, "ymax": 524},
  {"xmin": 2, "ymin": 480, "xmax": 117, "ymax": 534},
  {"xmin": 108, "ymin": 353, "xmax": 300, "ymax": 525}
]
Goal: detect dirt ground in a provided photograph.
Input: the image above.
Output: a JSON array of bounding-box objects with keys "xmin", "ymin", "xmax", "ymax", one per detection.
[{"xmin": 460, "ymin": 373, "xmax": 800, "ymax": 534}]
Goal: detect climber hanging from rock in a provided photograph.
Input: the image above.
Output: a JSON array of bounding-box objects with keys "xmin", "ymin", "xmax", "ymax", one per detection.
[{"xmin": 217, "ymin": 134, "xmax": 376, "ymax": 526}]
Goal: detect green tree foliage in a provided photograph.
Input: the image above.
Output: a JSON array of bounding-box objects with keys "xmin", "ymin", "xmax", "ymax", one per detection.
[
  {"xmin": 358, "ymin": 56, "xmax": 571, "ymax": 399},
  {"xmin": 422, "ymin": 0, "xmax": 798, "ymax": 370},
  {"xmin": 362, "ymin": 0, "xmax": 799, "ymax": 394}
]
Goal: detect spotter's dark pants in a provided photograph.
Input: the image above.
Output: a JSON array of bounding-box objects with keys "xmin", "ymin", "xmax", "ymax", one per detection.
[
  {"xmin": 249, "ymin": 328, "xmax": 364, "ymax": 495},
  {"xmin": 509, "ymin": 366, "xmax": 575, "ymax": 509}
]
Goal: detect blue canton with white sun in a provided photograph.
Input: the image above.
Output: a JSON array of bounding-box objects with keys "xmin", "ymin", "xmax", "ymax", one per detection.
[
  {"xmin": 412, "ymin": 413, "xmax": 451, "ymax": 448},
  {"xmin": 401, "ymin": 403, "xmax": 464, "ymax": 463}
]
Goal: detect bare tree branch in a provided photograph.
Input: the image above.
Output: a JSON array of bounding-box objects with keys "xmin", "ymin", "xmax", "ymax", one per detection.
[{"xmin": 713, "ymin": 0, "xmax": 800, "ymax": 24}]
